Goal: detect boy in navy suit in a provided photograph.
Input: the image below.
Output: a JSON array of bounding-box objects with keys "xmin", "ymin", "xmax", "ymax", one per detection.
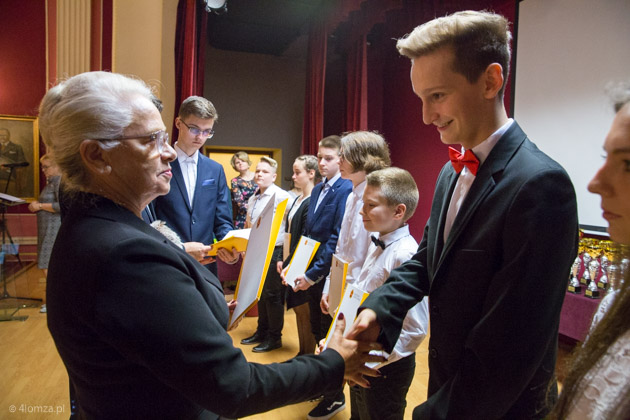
[
  {"xmin": 291, "ymin": 136, "xmax": 352, "ymax": 344},
  {"xmin": 153, "ymin": 96, "xmax": 237, "ymax": 274},
  {"xmin": 348, "ymin": 10, "xmax": 578, "ymax": 419}
]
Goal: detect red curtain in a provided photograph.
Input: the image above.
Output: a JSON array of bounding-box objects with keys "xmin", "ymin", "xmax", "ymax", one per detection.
[
  {"xmin": 173, "ymin": 0, "xmax": 207, "ymax": 137},
  {"xmin": 344, "ymin": 34, "xmax": 368, "ymax": 132},
  {"xmin": 301, "ymin": 17, "xmax": 328, "ymax": 155}
]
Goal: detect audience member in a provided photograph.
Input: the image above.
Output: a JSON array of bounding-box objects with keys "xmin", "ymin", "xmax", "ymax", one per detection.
[
  {"xmin": 153, "ymin": 96, "xmax": 235, "ymax": 275},
  {"xmin": 240, "ymin": 156, "xmax": 291, "ymax": 352},
  {"xmin": 278, "ymin": 154, "xmax": 321, "ymax": 356},
  {"xmin": 351, "ymin": 167, "xmax": 429, "ymax": 420},
  {"xmin": 348, "ymin": 10, "xmax": 579, "ymax": 419},
  {"xmin": 551, "ymin": 82, "xmax": 630, "ymax": 419},
  {"xmin": 230, "ymin": 151, "xmax": 257, "ymax": 229},
  {"xmin": 28, "ymin": 154, "xmax": 61, "ymax": 314},
  {"xmin": 40, "ymin": 71, "xmax": 381, "ymax": 419},
  {"xmin": 308, "ymin": 131, "xmax": 391, "ymax": 420}
]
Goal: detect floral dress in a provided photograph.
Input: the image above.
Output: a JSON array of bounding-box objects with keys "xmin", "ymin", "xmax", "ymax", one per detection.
[{"xmin": 230, "ymin": 176, "xmax": 257, "ymax": 229}]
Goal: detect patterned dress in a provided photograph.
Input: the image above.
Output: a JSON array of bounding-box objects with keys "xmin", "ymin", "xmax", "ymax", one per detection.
[
  {"xmin": 37, "ymin": 175, "xmax": 61, "ymax": 269},
  {"xmin": 230, "ymin": 176, "xmax": 257, "ymax": 229}
]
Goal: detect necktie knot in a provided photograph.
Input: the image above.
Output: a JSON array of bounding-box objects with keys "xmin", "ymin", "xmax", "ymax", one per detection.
[
  {"xmin": 449, "ymin": 147, "xmax": 479, "ymax": 176},
  {"xmin": 371, "ymin": 235, "xmax": 386, "ymax": 250}
]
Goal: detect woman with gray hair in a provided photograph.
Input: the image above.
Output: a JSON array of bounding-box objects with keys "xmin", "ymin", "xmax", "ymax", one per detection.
[{"xmin": 40, "ymin": 71, "xmax": 381, "ymax": 420}]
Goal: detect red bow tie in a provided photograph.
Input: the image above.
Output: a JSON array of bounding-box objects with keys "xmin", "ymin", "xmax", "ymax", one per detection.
[{"xmin": 448, "ymin": 147, "xmax": 479, "ymax": 176}]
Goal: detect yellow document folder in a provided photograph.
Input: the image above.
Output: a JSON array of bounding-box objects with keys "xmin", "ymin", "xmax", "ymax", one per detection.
[{"xmin": 208, "ymin": 229, "xmax": 250, "ymax": 256}]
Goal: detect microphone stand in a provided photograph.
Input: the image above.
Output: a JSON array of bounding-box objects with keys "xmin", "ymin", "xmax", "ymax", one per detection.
[{"xmin": 0, "ymin": 165, "xmax": 40, "ymax": 322}]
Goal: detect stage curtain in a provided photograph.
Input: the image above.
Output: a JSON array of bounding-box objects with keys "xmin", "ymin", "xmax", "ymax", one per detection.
[
  {"xmin": 345, "ymin": 34, "xmax": 368, "ymax": 132},
  {"xmin": 173, "ymin": 0, "xmax": 207, "ymax": 137},
  {"xmin": 301, "ymin": 17, "xmax": 328, "ymax": 155}
]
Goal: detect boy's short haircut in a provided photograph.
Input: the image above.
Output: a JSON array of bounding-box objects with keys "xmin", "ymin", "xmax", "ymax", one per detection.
[
  {"xmin": 367, "ymin": 167, "xmax": 419, "ymax": 221},
  {"xmin": 178, "ymin": 95, "xmax": 219, "ymax": 121},
  {"xmin": 259, "ymin": 155, "xmax": 278, "ymax": 171},
  {"xmin": 318, "ymin": 135, "xmax": 342, "ymax": 152},
  {"xmin": 396, "ymin": 10, "xmax": 512, "ymax": 97},
  {"xmin": 340, "ymin": 131, "xmax": 391, "ymax": 174}
]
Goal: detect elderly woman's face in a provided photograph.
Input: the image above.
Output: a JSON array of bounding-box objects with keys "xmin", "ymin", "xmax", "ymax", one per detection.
[
  {"xmin": 588, "ymin": 104, "xmax": 630, "ymax": 244},
  {"xmin": 107, "ymin": 97, "xmax": 175, "ymax": 208}
]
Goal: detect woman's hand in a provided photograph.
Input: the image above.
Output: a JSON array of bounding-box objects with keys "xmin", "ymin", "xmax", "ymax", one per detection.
[
  {"xmin": 28, "ymin": 201, "xmax": 42, "ymax": 213},
  {"xmin": 227, "ymin": 299, "xmax": 241, "ymax": 331},
  {"xmin": 183, "ymin": 242, "xmax": 214, "ymax": 264}
]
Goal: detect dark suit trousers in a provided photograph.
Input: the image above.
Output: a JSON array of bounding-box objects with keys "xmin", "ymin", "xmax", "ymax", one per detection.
[
  {"xmin": 306, "ymin": 280, "xmax": 333, "ymax": 343},
  {"xmin": 257, "ymin": 246, "xmax": 285, "ymax": 340},
  {"xmin": 350, "ymin": 353, "xmax": 416, "ymax": 420}
]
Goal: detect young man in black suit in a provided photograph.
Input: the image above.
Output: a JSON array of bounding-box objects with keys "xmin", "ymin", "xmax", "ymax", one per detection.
[{"xmin": 348, "ymin": 10, "xmax": 579, "ymax": 419}]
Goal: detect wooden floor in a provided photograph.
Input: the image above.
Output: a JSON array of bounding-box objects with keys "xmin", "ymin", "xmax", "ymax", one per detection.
[{"xmin": 0, "ymin": 264, "xmax": 429, "ymax": 419}]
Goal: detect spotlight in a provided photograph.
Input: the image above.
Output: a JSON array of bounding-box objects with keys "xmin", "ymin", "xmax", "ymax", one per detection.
[{"xmin": 204, "ymin": 0, "xmax": 227, "ymax": 14}]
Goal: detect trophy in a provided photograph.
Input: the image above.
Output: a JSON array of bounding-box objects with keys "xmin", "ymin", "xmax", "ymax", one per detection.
[
  {"xmin": 608, "ymin": 264, "xmax": 620, "ymax": 292},
  {"xmin": 567, "ymin": 257, "xmax": 582, "ymax": 293},
  {"xmin": 589, "ymin": 259, "xmax": 600, "ymax": 283},
  {"xmin": 597, "ymin": 273, "xmax": 609, "ymax": 290},
  {"xmin": 580, "ymin": 253, "xmax": 592, "ymax": 285},
  {"xmin": 580, "ymin": 261, "xmax": 592, "ymax": 286},
  {"xmin": 585, "ymin": 277, "xmax": 601, "ymax": 298},
  {"xmin": 568, "ymin": 275, "xmax": 582, "ymax": 294}
]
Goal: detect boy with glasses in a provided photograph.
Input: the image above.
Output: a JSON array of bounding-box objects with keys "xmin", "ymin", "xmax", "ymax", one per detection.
[{"xmin": 153, "ymin": 96, "xmax": 236, "ymax": 274}]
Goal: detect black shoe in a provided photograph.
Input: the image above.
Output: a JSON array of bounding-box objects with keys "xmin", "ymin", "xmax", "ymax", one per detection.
[
  {"xmin": 240, "ymin": 332, "xmax": 265, "ymax": 345},
  {"xmin": 307, "ymin": 394, "xmax": 346, "ymax": 420},
  {"xmin": 252, "ymin": 338, "xmax": 282, "ymax": 353}
]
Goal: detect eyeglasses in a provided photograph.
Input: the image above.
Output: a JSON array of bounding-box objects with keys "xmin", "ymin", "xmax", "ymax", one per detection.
[
  {"xmin": 180, "ymin": 120, "xmax": 215, "ymax": 138},
  {"xmin": 96, "ymin": 130, "xmax": 170, "ymax": 155}
]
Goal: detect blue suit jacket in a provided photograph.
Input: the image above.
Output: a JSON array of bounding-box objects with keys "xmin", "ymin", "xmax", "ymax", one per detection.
[
  {"xmin": 153, "ymin": 153, "xmax": 233, "ymax": 244},
  {"xmin": 304, "ymin": 176, "xmax": 352, "ymax": 283}
]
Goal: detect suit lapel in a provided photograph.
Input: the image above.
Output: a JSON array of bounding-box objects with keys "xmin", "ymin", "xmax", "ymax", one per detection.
[
  {"xmin": 435, "ymin": 122, "xmax": 527, "ymax": 271},
  {"xmin": 171, "ymin": 160, "xmax": 192, "ymax": 212},
  {"xmin": 191, "ymin": 153, "xmax": 203, "ymax": 210}
]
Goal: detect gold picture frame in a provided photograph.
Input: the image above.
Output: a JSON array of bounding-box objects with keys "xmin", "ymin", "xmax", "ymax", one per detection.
[{"xmin": 0, "ymin": 115, "xmax": 40, "ymax": 200}]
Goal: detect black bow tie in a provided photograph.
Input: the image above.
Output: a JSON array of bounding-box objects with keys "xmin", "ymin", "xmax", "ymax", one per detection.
[{"xmin": 371, "ymin": 235, "xmax": 386, "ymax": 250}]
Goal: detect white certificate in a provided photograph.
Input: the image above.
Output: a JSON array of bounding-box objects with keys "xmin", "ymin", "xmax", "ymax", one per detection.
[
  {"xmin": 328, "ymin": 254, "xmax": 348, "ymax": 315},
  {"xmin": 323, "ymin": 284, "xmax": 369, "ymax": 350},
  {"xmin": 283, "ymin": 236, "xmax": 320, "ymax": 288},
  {"xmin": 228, "ymin": 194, "xmax": 288, "ymax": 329}
]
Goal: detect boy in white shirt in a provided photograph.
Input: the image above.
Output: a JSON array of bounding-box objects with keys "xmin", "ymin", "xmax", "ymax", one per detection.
[{"xmin": 352, "ymin": 167, "xmax": 429, "ymax": 420}]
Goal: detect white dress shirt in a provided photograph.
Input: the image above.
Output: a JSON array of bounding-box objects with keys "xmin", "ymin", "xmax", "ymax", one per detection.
[
  {"xmin": 355, "ymin": 224, "xmax": 429, "ymax": 366},
  {"xmin": 322, "ymin": 179, "xmax": 371, "ymax": 293},
  {"xmin": 443, "ymin": 118, "xmax": 514, "ymax": 242},
  {"xmin": 174, "ymin": 143, "xmax": 198, "ymax": 206},
  {"xmin": 246, "ymin": 183, "xmax": 290, "ymax": 247}
]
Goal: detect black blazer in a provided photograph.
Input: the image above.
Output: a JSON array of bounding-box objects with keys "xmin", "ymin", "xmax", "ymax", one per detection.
[
  {"xmin": 283, "ymin": 195, "xmax": 311, "ymax": 309},
  {"xmin": 362, "ymin": 122, "xmax": 579, "ymax": 419},
  {"xmin": 47, "ymin": 193, "xmax": 345, "ymax": 420}
]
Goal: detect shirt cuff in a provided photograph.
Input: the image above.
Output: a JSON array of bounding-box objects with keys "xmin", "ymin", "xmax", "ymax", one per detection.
[{"xmin": 304, "ymin": 274, "xmax": 315, "ymax": 286}]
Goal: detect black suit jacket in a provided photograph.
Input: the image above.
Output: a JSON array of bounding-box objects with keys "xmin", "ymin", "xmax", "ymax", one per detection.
[
  {"xmin": 47, "ymin": 193, "xmax": 345, "ymax": 420},
  {"xmin": 284, "ymin": 196, "xmax": 311, "ymax": 308},
  {"xmin": 362, "ymin": 122, "xmax": 579, "ymax": 419}
]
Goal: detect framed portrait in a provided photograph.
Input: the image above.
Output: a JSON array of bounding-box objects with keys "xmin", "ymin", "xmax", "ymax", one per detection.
[{"xmin": 0, "ymin": 115, "xmax": 39, "ymax": 200}]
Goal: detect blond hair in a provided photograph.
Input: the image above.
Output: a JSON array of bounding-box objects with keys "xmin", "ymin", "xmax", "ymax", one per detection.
[
  {"xmin": 366, "ymin": 167, "xmax": 418, "ymax": 221},
  {"xmin": 397, "ymin": 10, "xmax": 512, "ymax": 96},
  {"xmin": 259, "ymin": 156, "xmax": 278, "ymax": 171}
]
